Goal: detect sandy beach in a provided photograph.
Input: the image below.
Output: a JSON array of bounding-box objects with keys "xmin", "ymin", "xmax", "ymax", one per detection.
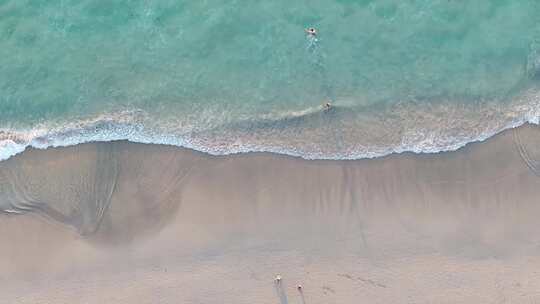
[{"xmin": 2, "ymin": 124, "xmax": 540, "ymax": 303}]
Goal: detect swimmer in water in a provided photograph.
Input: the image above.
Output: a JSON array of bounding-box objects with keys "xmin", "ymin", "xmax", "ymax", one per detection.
[
  {"xmin": 305, "ymin": 27, "xmax": 317, "ymax": 37},
  {"xmin": 323, "ymin": 101, "xmax": 332, "ymax": 111}
]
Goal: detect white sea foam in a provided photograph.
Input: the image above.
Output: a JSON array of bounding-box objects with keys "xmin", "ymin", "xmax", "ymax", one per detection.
[
  {"xmin": 0, "ymin": 118, "xmax": 535, "ymax": 162},
  {"xmin": 1, "ymin": 89, "xmax": 540, "ymax": 162}
]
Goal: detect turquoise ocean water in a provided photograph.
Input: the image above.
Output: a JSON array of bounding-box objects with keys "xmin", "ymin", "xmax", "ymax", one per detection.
[{"xmin": 1, "ymin": 0, "xmax": 540, "ymax": 160}]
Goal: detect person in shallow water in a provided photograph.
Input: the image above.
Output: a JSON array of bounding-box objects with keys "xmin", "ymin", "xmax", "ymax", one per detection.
[
  {"xmin": 305, "ymin": 27, "xmax": 317, "ymax": 37},
  {"xmin": 323, "ymin": 101, "xmax": 332, "ymax": 111}
]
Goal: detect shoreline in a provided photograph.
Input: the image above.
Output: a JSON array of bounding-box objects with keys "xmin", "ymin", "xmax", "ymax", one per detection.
[
  {"xmin": 2, "ymin": 123, "xmax": 540, "ymax": 303},
  {"xmin": 0, "ymin": 119, "xmax": 534, "ymax": 162},
  {"xmin": 1, "ymin": 92, "xmax": 540, "ymax": 162}
]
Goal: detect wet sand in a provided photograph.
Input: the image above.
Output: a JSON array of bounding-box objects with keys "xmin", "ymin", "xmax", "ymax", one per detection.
[{"xmin": 2, "ymin": 124, "xmax": 540, "ymax": 303}]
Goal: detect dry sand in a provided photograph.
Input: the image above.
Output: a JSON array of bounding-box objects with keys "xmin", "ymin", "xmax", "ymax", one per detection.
[{"xmin": 2, "ymin": 124, "xmax": 540, "ymax": 303}]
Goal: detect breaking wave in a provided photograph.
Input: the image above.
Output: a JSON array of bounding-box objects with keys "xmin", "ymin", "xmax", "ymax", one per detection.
[{"xmin": 1, "ymin": 87, "xmax": 540, "ymax": 162}]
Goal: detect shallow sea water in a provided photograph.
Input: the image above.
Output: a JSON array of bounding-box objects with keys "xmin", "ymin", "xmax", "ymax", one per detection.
[{"xmin": 1, "ymin": 0, "xmax": 540, "ymax": 159}]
